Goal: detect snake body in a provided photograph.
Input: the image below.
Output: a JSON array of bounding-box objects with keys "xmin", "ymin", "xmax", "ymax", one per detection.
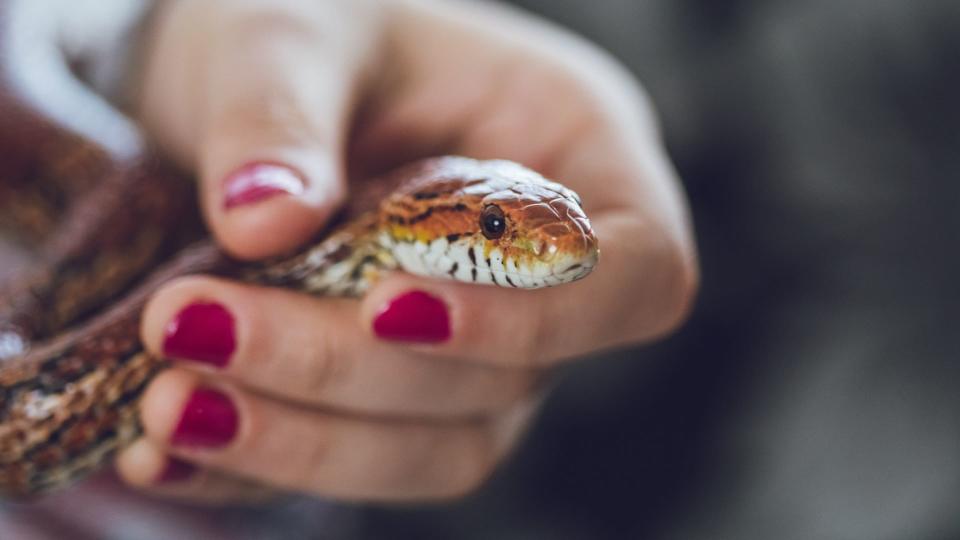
[{"xmin": 0, "ymin": 2, "xmax": 598, "ymax": 498}]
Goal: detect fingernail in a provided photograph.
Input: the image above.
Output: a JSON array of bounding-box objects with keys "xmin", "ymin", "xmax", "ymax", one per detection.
[
  {"xmin": 163, "ymin": 302, "xmax": 236, "ymax": 368},
  {"xmin": 157, "ymin": 457, "xmax": 197, "ymax": 484},
  {"xmin": 171, "ymin": 388, "xmax": 239, "ymax": 449},
  {"xmin": 373, "ymin": 290, "xmax": 450, "ymax": 343},
  {"xmin": 223, "ymin": 162, "xmax": 305, "ymax": 209}
]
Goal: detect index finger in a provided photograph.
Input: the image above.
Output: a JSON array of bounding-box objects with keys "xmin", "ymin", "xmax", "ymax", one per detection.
[
  {"xmin": 360, "ymin": 211, "xmax": 697, "ymax": 368},
  {"xmin": 140, "ymin": 0, "xmax": 383, "ymax": 259}
]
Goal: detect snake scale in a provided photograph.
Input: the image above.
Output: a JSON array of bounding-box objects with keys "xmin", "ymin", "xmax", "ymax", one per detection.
[{"xmin": 0, "ymin": 2, "xmax": 598, "ymax": 498}]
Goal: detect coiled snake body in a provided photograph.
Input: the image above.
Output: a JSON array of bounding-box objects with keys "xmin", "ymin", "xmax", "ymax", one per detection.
[{"xmin": 0, "ymin": 3, "xmax": 598, "ymax": 498}]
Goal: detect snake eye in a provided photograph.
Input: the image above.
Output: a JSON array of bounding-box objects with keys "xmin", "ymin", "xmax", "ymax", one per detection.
[{"xmin": 480, "ymin": 204, "xmax": 506, "ymax": 240}]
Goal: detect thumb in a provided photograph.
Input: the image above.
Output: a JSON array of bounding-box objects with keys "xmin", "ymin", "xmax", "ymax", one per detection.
[{"xmin": 153, "ymin": 1, "xmax": 382, "ymax": 259}]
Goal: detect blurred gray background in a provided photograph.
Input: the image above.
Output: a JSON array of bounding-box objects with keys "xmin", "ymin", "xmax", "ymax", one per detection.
[{"xmin": 358, "ymin": 1, "xmax": 960, "ymax": 539}]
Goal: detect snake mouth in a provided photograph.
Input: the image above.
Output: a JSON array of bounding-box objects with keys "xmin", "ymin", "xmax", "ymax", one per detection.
[
  {"xmin": 453, "ymin": 247, "xmax": 598, "ymax": 289},
  {"xmin": 386, "ymin": 234, "xmax": 598, "ymax": 289},
  {"xmin": 550, "ymin": 249, "xmax": 599, "ymax": 282},
  {"xmin": 555, "ymin": 262, "xmax": 595, "ymax": 282}
]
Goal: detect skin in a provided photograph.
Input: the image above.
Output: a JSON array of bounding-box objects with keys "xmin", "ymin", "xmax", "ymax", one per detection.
[{"xmin": 110, "ymin": 0, "xmax": 700, "ymax": 503}]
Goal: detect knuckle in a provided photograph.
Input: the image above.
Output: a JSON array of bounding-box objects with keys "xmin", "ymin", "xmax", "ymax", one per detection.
[
  {"xmin": 636, "ymin": 237, "xmax": 700, "ymax": 342},
  {"xmin": 300, "ymin": 331, "xmax": 350, "ymax": 398},
  {"xmin": 656, "ymin": 243, "xmax": 700, "ymax": 337},
  {"xmin": 517, "ymin": 302, "xmax": 550, "ymax": 367},
  {"xmin": 595, "ymin": 214, "xmax": 700, "ymax": 347},
  {"xmin": 213, "ymin": 0, "xmax": 382, "ymax": 66},
  {"xmin": 540, "ymin": 43, "xmax": 659, "ymax": 137},
  {"xmin": 361, "ymin": 427, "xmax": 443, "ymax": 496},
  {"xmin": 442, "ymin": 430, "xmax": 497, "ymax": 499},
  {"xmin": 484, "ymin": 369, "xmax": 544, "ymax": 414},
  {"xmin": 217, "ymin": 1, "xmax": 320, "ymax": 38},
  {"xmin": 298, "ymin": 437, "xmax": 335, "ymax": 491},
  {"xmin": 504, "ymin": 337, "xmax": 541, "ymax": 368},
  {"xmin": 207, "ymin": 92, "xmax": 321, "ymax": 144},
  {"xmin": 390, "ymin": 426, "xmax": 498, "ymax": 501},
  {"xmin": 514, "ymin": 340, "xmax": 543, "ymax": 368},
  {"xmin": 511, "ymin": 369, "xmax": 546, "ymax": 404}
]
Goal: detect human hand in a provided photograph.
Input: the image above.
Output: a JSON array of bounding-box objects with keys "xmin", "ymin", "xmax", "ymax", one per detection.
[{"xmin": 116, "ymin": 0, "xmax": 698, "ymax": 503}]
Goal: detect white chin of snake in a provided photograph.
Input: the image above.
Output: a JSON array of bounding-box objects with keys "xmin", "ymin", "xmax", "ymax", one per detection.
[{"xmin": 390, "ymin": 237, "xmax": 596, "ymax": 289}]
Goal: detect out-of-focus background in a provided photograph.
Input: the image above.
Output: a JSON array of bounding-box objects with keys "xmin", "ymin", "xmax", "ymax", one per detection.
[{"xmin": 357, "ymin": 1, "xmax": 960, "ymax": 539}]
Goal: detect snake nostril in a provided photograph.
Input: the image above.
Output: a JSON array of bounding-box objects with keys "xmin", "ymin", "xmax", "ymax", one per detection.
[{"xmin": 532, "ymin": 240, "xmax": 545, "ymax": 257}]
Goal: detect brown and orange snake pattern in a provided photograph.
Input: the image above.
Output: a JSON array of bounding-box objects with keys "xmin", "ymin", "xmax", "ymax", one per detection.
[{"xmin": 0, "ymin": 1, "xmax": 598, "ymax": 497}]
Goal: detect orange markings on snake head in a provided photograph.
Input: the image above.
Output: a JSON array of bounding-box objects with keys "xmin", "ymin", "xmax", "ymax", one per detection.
[{"xmin": 380, "ymin": 157, "xmax": 599, "ymax": 285}]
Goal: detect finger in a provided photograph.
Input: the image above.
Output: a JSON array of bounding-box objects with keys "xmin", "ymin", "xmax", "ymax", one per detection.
[
  {"xmin": 139, "ymin": 370, "xmax": 530, "ymax": 501},
  {"xmin": 142, "ymin": 276, "xmax": 541, "ymax": 418},
  {"xmin": 359, "ymin": 212, "xmax": 696, "ymax": 367},
  {"xmin": 117, "ymin": 438, "xmax": 275, "ymax": 504},
  {"xmin": 145, "ymin": 0, "xmax": 383, "ymax": 259},
  {"xmin": 350, "ymin": 2, "xmax": 697, "ymax": 364}
]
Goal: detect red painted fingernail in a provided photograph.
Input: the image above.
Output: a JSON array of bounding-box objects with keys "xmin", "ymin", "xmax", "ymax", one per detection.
[
  {"xmin": 223, "ymin": 162, "xmax": 305, "ymax": 209},
  {"xmin": 373, "ymin": 290, "xmax": 450, "ymax": 343},
  {"xmin": 163, "ymin": 302, "xmax": 236, "ymax": 368},
  {"xmin": 171, "ymin": 388, "xmax": 239, "ymax": 449},
  {"xmin": 157, "ymin": 457, "xmax": 197, "ymax": 484}
]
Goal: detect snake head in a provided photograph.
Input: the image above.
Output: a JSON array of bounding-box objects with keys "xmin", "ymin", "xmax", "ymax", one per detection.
[{"xmin": 381, "ymin": 157, "xmax": 599, "ymax": 289}]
